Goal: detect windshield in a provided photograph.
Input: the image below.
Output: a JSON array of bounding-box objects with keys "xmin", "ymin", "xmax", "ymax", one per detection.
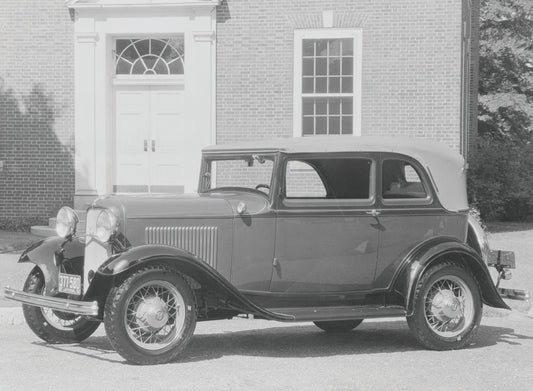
[{"xmin": 199, "ymin": 154, "xmax": 276, "ymax": 195}]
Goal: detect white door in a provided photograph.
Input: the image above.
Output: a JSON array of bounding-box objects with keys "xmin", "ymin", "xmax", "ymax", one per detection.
[{"xmin": 115, "ymin": 85, "xmax": 185, "ymax": 193}]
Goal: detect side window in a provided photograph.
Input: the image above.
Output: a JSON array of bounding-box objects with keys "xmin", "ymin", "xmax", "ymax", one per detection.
[
  {"xmin": 286, "ymin": 161, "xmax": 327, "ymax": 198},
  {"xmin": 382, "ymin": 159, "xmax": 427, "ymax": 199},
  {"xmin": 284, "ymin": 157, "xmax": 373, "ymax": 202}
]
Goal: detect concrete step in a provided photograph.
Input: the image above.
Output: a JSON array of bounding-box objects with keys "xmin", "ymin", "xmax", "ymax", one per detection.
[
  {"xmin": 31, "ymin": 210, "xmax": 87, "ymax": 238},
  {"xmin": 30, "ymin": 225, "xmax": 57, "ymax": 237}
]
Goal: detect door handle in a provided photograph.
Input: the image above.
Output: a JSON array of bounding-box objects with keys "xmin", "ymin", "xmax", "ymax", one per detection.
[
  {"xmin": 144, "ymin": 140, "xmax": 147, "ymax": 152},
  {"xmin": 151, "ymin": 140, "xmax": 155, "ymax": 152},
  {"xmin": 365, "ymin": 209, "xmax": 381, "ymax": 217}
]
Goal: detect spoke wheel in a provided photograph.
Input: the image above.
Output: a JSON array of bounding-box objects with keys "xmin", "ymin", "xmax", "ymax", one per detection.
[
  {"xmin": 407, "ymin": 262, "xmax": 482, "ymax": 350},
  {"xmin": 104, "ymin": 264, "xmax": 196, "ymax": 365},
  {"xmin": 22, "ymin": 267, "xmax": 100, "ymax": 343},
  {"xmin": 424, "ymin": 276, "xmax": 474, "ymax": 338},
  {"xmin": 124, "ymin": 280, "xmax": 186, "ymax": 351}
]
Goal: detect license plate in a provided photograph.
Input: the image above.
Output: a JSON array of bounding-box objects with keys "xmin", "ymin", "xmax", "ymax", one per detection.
[{"xmin": 58, "ymin": 273, "xmax": 82, "ymax": 295}]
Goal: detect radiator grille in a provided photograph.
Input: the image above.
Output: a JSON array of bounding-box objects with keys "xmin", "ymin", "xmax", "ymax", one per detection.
[{"xmin": 145, "ymin": 226, "xmax": 218, "ymax": 268}]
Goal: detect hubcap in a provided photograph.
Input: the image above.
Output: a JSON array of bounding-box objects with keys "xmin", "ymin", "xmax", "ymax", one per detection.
[
  {"xmin": 124, "ymin": 280, "xmax": 186, "ymax": 351},
  {"xmin": 135, "ymin": 297, "xmax": 169, "ymax": 331},
  {"xmin": 430, "ymin": 290, "xmax": 462, "ymax": 321},
  {"xmin": 424, "ymin": 275, "xmax": 474, "ymax": 338}
]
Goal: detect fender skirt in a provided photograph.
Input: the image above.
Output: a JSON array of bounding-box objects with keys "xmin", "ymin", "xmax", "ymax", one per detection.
[
  {"xmin": 393, "ymin": 237, "xmax": 510, "ymax": 316},
  {"xmin": 96, "ymin": 245, "xmax": 295, "ymax": 322},
  {"xmin": 18, "ymin": 236, "xmax": 85, "ymax": 296}
]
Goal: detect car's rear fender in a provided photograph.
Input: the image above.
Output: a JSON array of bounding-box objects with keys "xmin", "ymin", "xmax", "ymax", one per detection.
[
  {"xmin": 18, "ymin": 236, "xmax": 85, "ymax": 296},
  {"xmin": 392, "ymin": 236, "xmax": 509, "ymax": 316},
  {"xmin": 95, "ymin": 245, "xmax": 294, "ymax": 321}
]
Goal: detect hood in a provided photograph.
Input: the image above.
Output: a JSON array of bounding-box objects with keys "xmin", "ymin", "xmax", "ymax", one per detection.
[{"xmin": 91, "ymin": 192, "xmax": 235, "ymax": 219}]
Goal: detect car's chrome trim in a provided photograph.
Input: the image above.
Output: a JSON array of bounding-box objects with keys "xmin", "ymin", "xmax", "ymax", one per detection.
[
  {"xmin": 145, "ymin": 226, "xmax": 218, "ymax": 268},
  {"xmin": 3, "ymin": 286, "xmax": 99, "ymax": 316}
]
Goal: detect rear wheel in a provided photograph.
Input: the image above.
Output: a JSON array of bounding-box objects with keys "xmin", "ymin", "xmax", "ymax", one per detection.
[
  {"xmin": 407, "ymin": 262, "xmax": 482, "ymax": 350},
  {"xmin": 314, "ymin": 319, "xmax": 363, "ymax": 333},
  {"xmin": 104, "ymin": 264, "xmax": 196, "ymax": 365},
  {"xmin": 22, "ymin": 267, "xmax": 100, "ymax": 343}
]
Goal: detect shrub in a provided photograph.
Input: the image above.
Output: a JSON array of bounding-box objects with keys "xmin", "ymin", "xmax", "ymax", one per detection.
[
  {"xmin": 0, "ymin": 216, "xmax": 46, "ymax": 232},
  {"xmin": 468, "ymin": 138, "xmax": 533, "ymax": 221}
]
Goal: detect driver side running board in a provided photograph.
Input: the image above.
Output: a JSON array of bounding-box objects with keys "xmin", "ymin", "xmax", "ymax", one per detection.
[{"xmin": 266, "ymin": 305, "xmax": 406, "ymax": 322}]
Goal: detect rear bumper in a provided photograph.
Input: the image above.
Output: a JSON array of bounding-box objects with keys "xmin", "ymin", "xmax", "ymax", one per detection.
[
  {"xmin": 487, "ymin": 250, "xmax": 530, "ymax": 301},
  {"xmin": 3, "ymin": 287, "xmax": 99, "ymax": 316},
  {"xmin": 488, "ymin": 250, "xmax": 515, "ymax": 268}
]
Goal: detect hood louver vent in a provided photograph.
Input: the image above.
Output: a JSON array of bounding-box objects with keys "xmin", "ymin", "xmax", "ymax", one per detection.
[{"xmin": 145, "ymin": 226, "xmax": 218, "ymax": 268}]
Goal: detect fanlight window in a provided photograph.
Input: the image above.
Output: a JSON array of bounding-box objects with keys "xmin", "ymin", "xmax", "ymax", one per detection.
[{"xmin": 115, "ymin": 38, "xmax": 184, "ymax": 76}]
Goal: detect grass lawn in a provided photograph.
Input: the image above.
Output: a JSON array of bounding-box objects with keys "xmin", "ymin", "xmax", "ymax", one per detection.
[{"xmin": 0, "ymin": 231, "xmax": 42, "ymax": 253}]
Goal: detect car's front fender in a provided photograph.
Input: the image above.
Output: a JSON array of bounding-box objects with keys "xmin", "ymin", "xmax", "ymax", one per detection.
[
  {"xmin": 18, "ymin": 236, "xmax": 85, "ymax": 295},
  {"xmin": 95, "ymin": 245, "xmax": 294, "ymax": 321},
  {"xmin": 392, "ymin": 236, "xmax": 509, "ymax": 316}
]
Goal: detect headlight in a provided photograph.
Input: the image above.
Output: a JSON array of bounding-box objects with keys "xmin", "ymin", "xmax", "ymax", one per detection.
[
  {"xmin": 95, "ymin": 209, "xmax": 118, "ymax": 242},
  {"xmin": 56, "ymin": 207, "xmax": 79, "ymax": 238}
]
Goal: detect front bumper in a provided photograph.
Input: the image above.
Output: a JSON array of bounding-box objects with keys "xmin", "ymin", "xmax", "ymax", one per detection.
[{"xmin": 3, "ymin": 287, "xmax": 99, "ymax": 316}]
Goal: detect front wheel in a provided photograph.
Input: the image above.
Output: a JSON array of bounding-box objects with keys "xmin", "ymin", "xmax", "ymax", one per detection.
[
  {"xmin": 104, "ymin": 264, "xmax": 196, "ymax": 365},
  {"xmin": 407, "ymin": 262, "xmax": 482, "ymax": 350},
  {"xmin": 22, "ymin": 267, "xmax": 100, "ymax": 343}
]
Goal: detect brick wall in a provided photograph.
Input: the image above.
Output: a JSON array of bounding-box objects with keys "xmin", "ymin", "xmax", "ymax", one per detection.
[
  {"xmin": 0, "ymin": 0, "xmax": 74, "ymax": 226},
  {"xmin": 0, "ymin": 0, "xmax": 476, "ymax": 225},
  {"xmin": 216, "ymin": 0, "xmax": 465, "ymax": 150}
]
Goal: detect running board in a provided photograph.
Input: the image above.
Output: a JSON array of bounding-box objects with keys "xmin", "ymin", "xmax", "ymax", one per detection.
[
  {"xmin": 498, "ymin": 287, "xmax": 530, "ymax": 301},
  {"xmin": 266, "ymin": 305, "xmax": 406, "ymax": 322}
]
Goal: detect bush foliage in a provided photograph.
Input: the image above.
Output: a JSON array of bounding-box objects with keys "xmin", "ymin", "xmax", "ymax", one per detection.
[
  {"xmin": 470, "ymin": 0, "xmax": 533, "ymax": 221},
  {"xmin": 468, "ymin": 139, "xmax": 533, "ymax": 221},
  {"xmin": 0, "ymin": 216, "xmax": 46, "ymax": 232}
]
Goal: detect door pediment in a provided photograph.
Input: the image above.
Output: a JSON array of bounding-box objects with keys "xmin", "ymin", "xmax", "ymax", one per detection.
[{"xmin": 66, "ymin": 0, "xmax": 219, "ymax": 10}]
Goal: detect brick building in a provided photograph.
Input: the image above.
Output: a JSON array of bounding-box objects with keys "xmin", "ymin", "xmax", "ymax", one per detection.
[{"xmin": 0, "ymin": 0, "xmax": 479, "ymax": 228}]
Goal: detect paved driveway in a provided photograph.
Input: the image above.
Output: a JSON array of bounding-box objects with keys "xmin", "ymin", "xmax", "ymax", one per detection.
[
  {"xmin": 0, "ymin": 315, "xmax": 532, "ymax": 391},
  {"xmin": 1, "ymin": 230, "xmax": 532, "ymax": 390}
]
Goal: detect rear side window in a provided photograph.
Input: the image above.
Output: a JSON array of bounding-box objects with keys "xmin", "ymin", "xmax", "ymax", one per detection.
[
  {"xmin": 284, "ymin": 157, "xmax": 373, "ymax": 200},
  {"xmin": 382, "ymin": 159, "xmax": 427, "ymax": 199}
]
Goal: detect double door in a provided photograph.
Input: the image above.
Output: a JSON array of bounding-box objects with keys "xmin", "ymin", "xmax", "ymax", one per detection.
[{"xmin": 115, "ymin": 85, "xmax": 185, "ymax": 193}]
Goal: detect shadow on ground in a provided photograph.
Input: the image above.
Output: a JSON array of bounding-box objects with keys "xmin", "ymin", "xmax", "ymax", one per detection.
[{"xmin": 32, "ymin": 321, "xmax": 533, "ymax": 365}]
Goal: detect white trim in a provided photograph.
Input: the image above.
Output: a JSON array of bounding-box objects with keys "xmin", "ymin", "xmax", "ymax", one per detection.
[
  {"xmin": 192, "ymin": 30, "xmax": 215, "ymax": 42},
  {"xmin": 67, "ymin": 0, "xmax": 219, "ymax": 10},
  {"xmin": 210, "ymin": 10, "xmax": 217, "ymax": 147},
  {"xmin": 112, "ymin": 76, "xmax": 185, "ymax": 85},
  {"xmin": 293, "ymin": 28, "xmax": 362, "ymax": 137},
  {"xmin": 76, "ymin": 32, "xmax": 99, "ymax": 43},
  {"xmin": 322, "ymin": 11, "xmax": 333, "ymax": 28}
]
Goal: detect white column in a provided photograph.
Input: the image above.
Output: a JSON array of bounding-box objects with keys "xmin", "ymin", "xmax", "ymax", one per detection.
[
  {"xmin": 74, "ymin": 31, "xmax": 98, "ymax": 199},
  {"xmin": 183, "ymin": 30, "xmax": 215, "ymax": 193}
]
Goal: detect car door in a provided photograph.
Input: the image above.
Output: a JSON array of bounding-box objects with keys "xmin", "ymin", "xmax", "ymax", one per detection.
[
  {"xmin": 270, "ymin": 153, "xmax": 380, "ymax": 293},
  {"xmin": 372, "ymin": 153, "xmax": 468, "ymax": 289}
]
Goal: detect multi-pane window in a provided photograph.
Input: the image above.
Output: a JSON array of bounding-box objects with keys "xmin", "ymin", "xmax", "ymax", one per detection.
[
  {"xmin": 301, "ymin": 38, "xmax": 355, "ymax": 136},
  {"xmin": 115, "ymin": 38, "xmax": 184, "ymax": 76}
]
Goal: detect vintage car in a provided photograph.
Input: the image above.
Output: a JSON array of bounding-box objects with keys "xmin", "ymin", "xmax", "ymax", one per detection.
[{"xmin": 4, "ymin": 136, "xmax": 529, "ymax": 364}]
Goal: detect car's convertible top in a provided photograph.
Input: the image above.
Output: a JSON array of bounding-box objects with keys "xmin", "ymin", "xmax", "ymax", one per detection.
[{"xmin": 203, "ymin": 135, "xmax": 468, "ymax": 212}]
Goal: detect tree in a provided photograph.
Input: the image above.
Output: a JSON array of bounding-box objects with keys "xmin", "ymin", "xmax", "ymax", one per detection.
[{"xmin": 478, "ymin": 0, "xmax": 533, "ymax": 143}]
